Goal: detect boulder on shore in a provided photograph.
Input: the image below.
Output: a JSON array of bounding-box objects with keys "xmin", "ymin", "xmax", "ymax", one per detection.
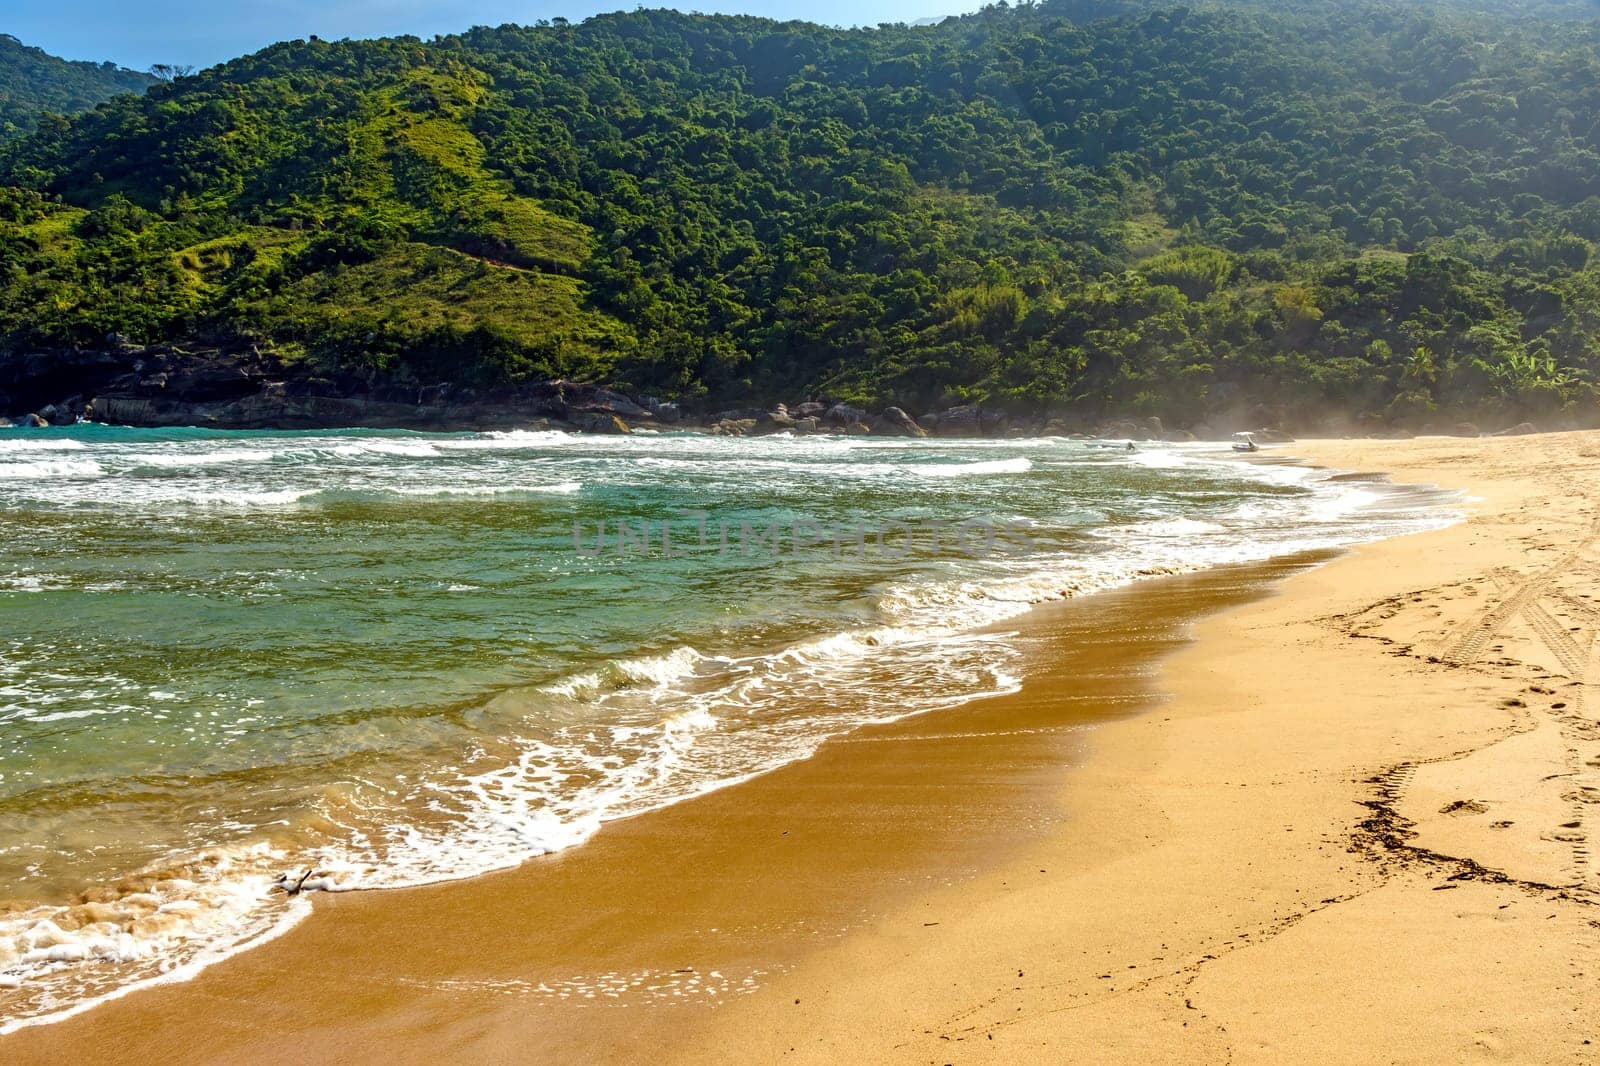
[
  {"xmin": 755, "ymin": 409, "xmax": 796, "ymax": 433},
  {"xmin": 873, "ymin": 406, "xmax": 926, "ymax": 437},
  {"xmin": 823, "ymin": 402, "xmax": 867, "ymax": 426},
  {"xmin": 1493, "ymin": 421, "xmax": 1537, "ymax": 436},
  {"xmin": 931, "ymin": 404, "xmax": 983, "ymax": 437},
  {"xmin": 1099, "ymin": 419, "xmax": 1141, "ymax": 440},
  {"xmin": 20, "ymin": 413, "xmax": 47, "ymax": 427},
  {"xmin": 39, "ymin": 398, "xmax": 84, "ymax": 426}
]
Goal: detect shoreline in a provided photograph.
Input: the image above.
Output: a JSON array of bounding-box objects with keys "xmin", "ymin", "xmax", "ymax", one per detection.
[
  {"xmin": 5, "ymin": 434, "xmax": 1598, "ymax": 1062},
  {"xmin": 2, "ymin": 552, "xmax": 1326, "ymax": 1060}
]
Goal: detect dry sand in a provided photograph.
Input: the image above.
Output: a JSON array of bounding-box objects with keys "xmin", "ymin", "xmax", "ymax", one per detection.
[{"xmin": 5, "ymin": 433, "xmax": 1598, "ymax": 1063}]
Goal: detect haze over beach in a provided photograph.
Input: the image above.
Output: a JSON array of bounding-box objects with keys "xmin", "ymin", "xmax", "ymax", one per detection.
[{"xmin": 2, "ymin": 1, "xmax": 1600, "ymax": 1063}]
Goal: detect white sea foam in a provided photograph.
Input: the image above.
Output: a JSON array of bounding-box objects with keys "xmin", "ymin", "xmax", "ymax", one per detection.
[
  {"xmin": 1125, "ymin": 447, "xmax": 1189, "ymax": 469},
  {"xmin": 0, "ymin": 842, "xmax": 311, "ymax": 1035},
  {"xmin": 0, "ymin": 897, "xmax": 312, "ymax": 1037},
  {"xmin": 909, "ymin": 456, "xmax": 1033, "ymax": 477},
  {"xmin": 540, "ymin": 645, "xmax": 706, "ymax": 698},
  {"xmin": 1125, "ymin": 517, "xmax": 1229, "ymax": 538},
  {"xmin": 628, "ymin": 453, "xmax": 1034, "ymax": 481},
  {"xmin": 125, "ymin": 449, "xmax": 276, "ymax": 468},
  {"xmin": 434, "ymin": 430, "xmax": 582, "ymax": 451},
  {"xmin": 616, "ymin": 645, "xmax": 707, "ymax": 687},
  {"xmin": 140, "ymin": 487, "xmax": 321, "ymax": 508},
  {"xmin": 0, "ymin": 438, "xmax": 88, "ymax": 453},
  {"xmin": 324, "ymin": 440, "xmax": 441, "ymax": 459},
  {"xmin": 0, "ymin": 574, "xmax": 66, "ymax": 593},
  {"xmin": 0, "ymin": 459, "xmax": 105, "ymax": 480},
  {"xmin": 325, "ymin": 634, "xmax": 1023, "ymax": 898},
  {"xmin": 387, "ymin": 481, "xmax": 582, "ymax": 498}
]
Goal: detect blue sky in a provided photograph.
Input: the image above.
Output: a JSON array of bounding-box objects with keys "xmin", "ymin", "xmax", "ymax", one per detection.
[{"xmin": 7, "ymin": 0, "xmax": 981, "ymax": 71}]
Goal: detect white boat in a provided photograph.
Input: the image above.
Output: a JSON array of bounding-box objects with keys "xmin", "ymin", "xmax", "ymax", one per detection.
[{"xmin": 1231, "ymin": 431, "xmax": 1260, "ymax": 452}]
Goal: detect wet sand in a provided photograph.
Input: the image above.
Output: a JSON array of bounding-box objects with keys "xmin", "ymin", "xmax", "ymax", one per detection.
[{"xmin": 7, "ymin": 433, "xmax": 1600, "ymax": 1063}]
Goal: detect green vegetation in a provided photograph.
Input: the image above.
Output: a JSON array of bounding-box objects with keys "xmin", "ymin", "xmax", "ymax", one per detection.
[
  {"xmin": 0, "ymin": 34, "xmax": 153, "ymax": 140},
  {"xmin": 3, "ymin": 1, "xmax": 1600, "ymax": 426}
]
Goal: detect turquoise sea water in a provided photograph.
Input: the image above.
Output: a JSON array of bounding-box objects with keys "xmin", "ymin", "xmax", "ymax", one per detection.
[{"xmin": 0, "ymin": 424, "xmax": 1454, "ymax": 1028}]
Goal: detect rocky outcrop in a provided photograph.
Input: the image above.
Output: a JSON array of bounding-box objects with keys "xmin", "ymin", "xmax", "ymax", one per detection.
[
  {"xmin": 87, "ymin": 389, "xmax": 520, "ymax": 431},
  {"xmin": 4, "ymin": 346, "xmax": 684, "ymax": 432},
  {"xmin": 2, "ymin": 345, "xmax": 711, "ymax": 432},
  {"xmin": 0, "ymin": 348, "xmax": 144, "ymax": 415},
  {"xmin": 563, "ymin": 384, "xmax": 649, "ymax": 421},
  {"xmin": 8, "ymin": 342, "xmax": 1530, "ymax": 441}
]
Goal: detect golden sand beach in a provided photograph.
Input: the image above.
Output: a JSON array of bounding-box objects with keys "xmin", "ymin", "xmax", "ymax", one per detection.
[{"xmin": 5, "ymin": 433, "xmax": 1598, "ymax": 1064}]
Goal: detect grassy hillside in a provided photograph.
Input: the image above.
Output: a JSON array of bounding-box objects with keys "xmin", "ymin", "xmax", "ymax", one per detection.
[
  {"xmin": 0, "ymin": 34, "xmax": 153, "ymax": 140},
  {"xmin": 3, "ymin": 1, "xmax": 1600, "ymax": 426}
]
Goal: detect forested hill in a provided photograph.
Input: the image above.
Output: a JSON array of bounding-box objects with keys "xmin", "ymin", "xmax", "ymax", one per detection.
[
  {"xmin": 3, "ymin": 0, "xmax": 1600, "ymax": 430},
  {"xmin": 0, "ymin": 35, "xmax": 154, "ymax": 140}
]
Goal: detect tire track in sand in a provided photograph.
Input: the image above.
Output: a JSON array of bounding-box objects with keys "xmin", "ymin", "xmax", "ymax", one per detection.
[{"xmin": 1438, "ymin": 518, "xmax": 1600, "ymax": 667}]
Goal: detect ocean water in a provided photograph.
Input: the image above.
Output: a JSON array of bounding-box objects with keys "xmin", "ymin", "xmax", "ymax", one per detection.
[{"xmin": 0, "ymin": 425, "xmax": 1455, "ymax": 1029}]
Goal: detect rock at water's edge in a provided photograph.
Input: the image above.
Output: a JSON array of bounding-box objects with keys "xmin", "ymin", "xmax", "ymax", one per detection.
[
  {"xmin": 874, "ymin": 406, "xmax": 926, "ymax": 437},
  {"xmin": 575, "ymin": 412, "xmax": 631, "ymax": 435}
]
